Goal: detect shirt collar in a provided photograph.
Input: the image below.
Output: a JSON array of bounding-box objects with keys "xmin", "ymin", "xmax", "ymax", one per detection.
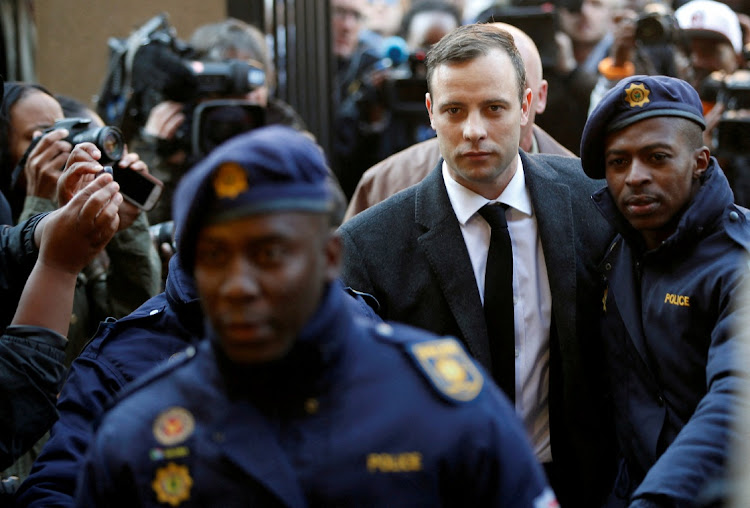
[{"xmin": 442, "ymin": 155, "xmax": 533, "ymax": 226}]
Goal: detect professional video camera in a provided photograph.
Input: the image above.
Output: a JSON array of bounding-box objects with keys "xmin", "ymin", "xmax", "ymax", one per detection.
[
  {"xmin": 96, "ymin": 13, "xmax": 266, "ymax": 157},
  {"xmin": 699, "ymin": 70, "xmax": 750, "ymax": 158},
  {"xmin": 634, "ymin": 4, "xmax": 682, "ymax": 46}
]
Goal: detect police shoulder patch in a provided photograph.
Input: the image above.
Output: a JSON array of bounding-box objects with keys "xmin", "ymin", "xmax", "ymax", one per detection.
[{"xmin": 407, "ymin": 338, "xmax": 484, "ymax": 403}]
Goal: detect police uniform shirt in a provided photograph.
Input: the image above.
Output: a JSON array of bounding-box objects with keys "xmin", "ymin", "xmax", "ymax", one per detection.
[{"xmin": 441, "ymin": 158, "xmax": 552, "ymax": 463}]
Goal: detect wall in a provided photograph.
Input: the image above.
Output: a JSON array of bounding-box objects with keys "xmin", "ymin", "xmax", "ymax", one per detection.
[{"xmin": 35, "ymin": 0, "xmax": 225, "ymax": 108}]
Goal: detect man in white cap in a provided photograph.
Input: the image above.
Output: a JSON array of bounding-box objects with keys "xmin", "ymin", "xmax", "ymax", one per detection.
[{"xmin": 675, "ymin": 0, "xmax": 744, "ymax": 90}]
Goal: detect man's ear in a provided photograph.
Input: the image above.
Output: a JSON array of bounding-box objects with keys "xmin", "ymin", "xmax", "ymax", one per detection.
[
  {"xmin": 536, "ymin": 79, "xmax": 548, "ymax": 115},
  {"xmin": 426, "ymin": 92, "xmax": 435, "ymax": 130},
  {"xmin": 693, "ymin": 146, "xmax": 710, "ymax": 179},
  {"xmin": 520, "ymin": 87, "xmax": 532, "ymax": 127},
  {"xmin": 325, "ymin": 231, "xmax": 343, "ymax": 282}
]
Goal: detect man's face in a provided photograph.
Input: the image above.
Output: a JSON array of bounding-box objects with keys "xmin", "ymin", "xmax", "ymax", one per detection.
[
  {"xmin": 332, "ymin": 0, "xmax": 365, "ymax": 58},
  {"xmin": 194, "ymin": 211, "xmax": 340, "ymax": 365},
  {"xmin": 9, "ymin": 90, "xmax": 63, "ymax": 167},
  {"xmin": 426, "ymin": 49, "xmax": 530, "ymax": 199},
  {"xmin": 687, "ymin": 37, "xmax": 739, "ymax": 89},
  {"xmin": 559, "ymin": 0, "xmax": 615, "ymax": 45},
  {"xmin": 604, "ymin": 117, "xmax": 709, "ymax": 248}
]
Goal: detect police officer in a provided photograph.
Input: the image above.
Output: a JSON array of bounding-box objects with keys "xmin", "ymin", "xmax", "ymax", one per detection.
[
  {"xmin": 74, "ymin": 125, "xmax": 556, "ymax": 507},
  {"xmin": 580, "ymin": 75, "xmax": 750, "ymax": 506}
]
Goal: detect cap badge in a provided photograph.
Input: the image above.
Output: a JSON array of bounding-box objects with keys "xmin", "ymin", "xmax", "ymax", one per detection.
[
  {"xmin": 213, "ymin": 162, "xmax": 249, "ymax": 199},
  {"xmin": 152, "ymin": 462, "xmax": 192, "ymax": 506},
  {"xmin": 153, "ymin": 407, "xmax": 195, "ymax": 446},
  {"xmin": 624, "ymin": 83, "xmax": 650, "ymax": 108}
]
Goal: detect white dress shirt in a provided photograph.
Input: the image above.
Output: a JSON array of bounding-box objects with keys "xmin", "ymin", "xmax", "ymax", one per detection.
[{"xmin": 442, "ymin": 157, "xmax": 553, "ymax": 463}]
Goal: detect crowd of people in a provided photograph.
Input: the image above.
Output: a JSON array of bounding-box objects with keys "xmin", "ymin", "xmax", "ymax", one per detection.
[{"xmin": 0, "ymin": 0, "xmax": 749, "ymax": 506}]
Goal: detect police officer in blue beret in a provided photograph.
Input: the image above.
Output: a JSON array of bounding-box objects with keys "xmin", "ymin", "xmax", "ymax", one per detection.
[
  {"xmin": 580, "ymin": 75, "xmax": 750, "ymax": 507},
  {"xmin": 74, "ymin": 125, "xmax": 556, "ymax": 507}
]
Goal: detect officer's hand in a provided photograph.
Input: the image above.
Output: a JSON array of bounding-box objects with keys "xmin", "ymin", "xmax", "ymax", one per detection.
[
  {"xmin": 56, "ymin": 143, "xmax": 105, "ymax": 207},
  {"xmin": 37, "ymin": 173, "xmax": 121, "ymax": 275},
  {"xmin": 114, "ymin": 149, "xmax": 151, "ymax": 231},
  {"xmin": 143, "ymin": 100, "xmax": 186, "ymax": 140},
  {"xmin": 23, "ymin": 128, "xmax": 73, "ymax": 200}
]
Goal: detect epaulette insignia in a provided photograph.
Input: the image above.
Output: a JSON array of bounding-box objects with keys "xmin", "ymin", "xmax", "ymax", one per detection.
[
  {"xmin": 152, "ymin": 462, "xmax": 192, "ymax": 506},
  {"xmin": 213, "ymin": 161, "xmax": 248, "ymax": 199},
  {"xmin": 408, "ymin": 338, "xmax": 483, "ymax": 402},
  {"xmin": 624, "ymin": 83, "xmax": 650, "ymax": 108}
]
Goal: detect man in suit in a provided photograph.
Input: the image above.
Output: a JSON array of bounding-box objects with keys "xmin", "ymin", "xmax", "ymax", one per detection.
[
  {"xmin": 344, "ymin": 21, "xmax": 573, "ymax": 220},
  {"xmin": 339, "ymin": 23, "xmax": 615, "ymax": 507}
]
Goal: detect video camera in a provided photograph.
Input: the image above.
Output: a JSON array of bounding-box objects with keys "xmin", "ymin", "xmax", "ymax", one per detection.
[
  {"xmin": 96, "ymin": 13, "xmax": 266, "ymax": 157},
  {"xmin": 634, "ymin": 4, "xmax": 682, "ymax": 46},
  {"xmin": 700, "ymin": 70, "xmax": 750, "ymax": 158}
]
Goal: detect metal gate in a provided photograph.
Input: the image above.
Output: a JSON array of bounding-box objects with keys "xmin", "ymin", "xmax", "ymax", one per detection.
[{"xmin": 227, "ymin": 0, "xmax": 334, "ymax": 159}]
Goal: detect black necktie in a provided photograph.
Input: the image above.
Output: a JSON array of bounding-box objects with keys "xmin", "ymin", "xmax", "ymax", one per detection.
[{"xmin": 478, "ymin": 203, "xmax": 515, "ymax": 403}]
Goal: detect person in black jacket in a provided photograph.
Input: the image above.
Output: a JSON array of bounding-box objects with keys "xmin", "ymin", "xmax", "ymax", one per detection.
[{"xmin": 0, "ymin": 141, "xmax": 123, "ymax": 495}]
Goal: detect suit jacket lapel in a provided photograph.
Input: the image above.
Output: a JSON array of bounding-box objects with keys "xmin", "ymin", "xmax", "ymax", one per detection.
[
  {"xmin": 523, "ymin": 153, "xmax": 577, "ymax": 350},
  {"xmin": 414, "ymin": 163, "xmax": 492, "ymax": 368}
]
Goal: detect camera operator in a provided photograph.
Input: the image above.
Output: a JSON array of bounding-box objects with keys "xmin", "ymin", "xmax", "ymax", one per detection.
[
  {"xmin": 378, "ymin": 0, "xmax": 462, "ymax": 157},
  {"xmin": 675, "ymin": 0, "xmax": 750, "ymax": 206},
  {"xmin": 588, "ymin": 2, "xmax": 692, "ymax": 112},
  {"xmin": 0, "ymin": 83, "xmax": 160, "ymax": 365},
  {"xmin": 132, "ymin": 18, "xmax": 307, "ymax": 228}
]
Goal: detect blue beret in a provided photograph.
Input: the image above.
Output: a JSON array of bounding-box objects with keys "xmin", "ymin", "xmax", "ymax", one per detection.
[
  {"xmin": 173, "ymin": 125, "xmax": 334, "ymax": 271},
  {"xmin": 580, "ymin": 75, "xmax": 706, "ymax": 179}
]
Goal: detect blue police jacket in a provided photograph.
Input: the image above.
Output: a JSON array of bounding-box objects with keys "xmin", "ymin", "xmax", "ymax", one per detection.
[
  {"xmin": 16, "ymin": 255, "xmax": 203, "ymax": 507},
  {"xmin": 75, "ymin": 282, "xmax": 554, "ymax": 508},
  {"xmin": 592, "ymin": 159, "xmax": 750, "ymax": 507}
]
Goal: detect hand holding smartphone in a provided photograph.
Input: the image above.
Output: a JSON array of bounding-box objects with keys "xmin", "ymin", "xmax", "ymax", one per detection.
[{"xmin": 101, "ymin": 165, "xmax": 164, "ymax": 211}]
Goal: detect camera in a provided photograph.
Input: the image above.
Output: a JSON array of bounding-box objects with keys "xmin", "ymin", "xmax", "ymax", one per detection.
[
  {"xmin": 149, "ymin": 220, "xmax": 175, "ymax": 250},
  {"xmin": 699, "ymin": 70, "xmax": 750, "ymax": 158},
  {"xmin": 96, "ymin": 13, "xmax": 266, "ymax": 155},
  {"xmin": 634, "ymin": 10, "xmax": 681, "ymax": 45},
  {"xmin": 12, "ymin": 117, "xmax": 125, "ymax": 190}
]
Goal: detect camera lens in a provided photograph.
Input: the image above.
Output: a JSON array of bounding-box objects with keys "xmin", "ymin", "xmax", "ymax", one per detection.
[{"xmin": 97, "ymin": 127, "xmax": 125, "ymax": 163}]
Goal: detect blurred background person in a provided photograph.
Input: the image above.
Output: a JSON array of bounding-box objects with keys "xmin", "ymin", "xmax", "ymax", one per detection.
[{"xmin": 675, "ymin": 0, "xmax": 749, "ymax": 207}]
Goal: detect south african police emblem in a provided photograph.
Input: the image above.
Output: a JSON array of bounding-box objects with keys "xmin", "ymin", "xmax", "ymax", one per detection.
[
  {"xmin": 624, "ymin": 83, "xmax": 650, "ymax": 108},
  {"xmin": 152, "ymin": 462, "xmax": 192, "ymax": 506},
  {"xmin": 153, "ymin": 407, "xmax": 195, "ymax": 447},
  {"xmin": 212, "ymin": 161, "xmax": 248, "ymax": 199},
  {"xmin": 410, "ymin": 338, "xmax": 483, "ymax": 402}
]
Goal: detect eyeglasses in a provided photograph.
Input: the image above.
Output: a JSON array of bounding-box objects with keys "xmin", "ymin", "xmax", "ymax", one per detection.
[{"xmin": 332, "ymin": 6, "xmax": 364, "ymax": 22}]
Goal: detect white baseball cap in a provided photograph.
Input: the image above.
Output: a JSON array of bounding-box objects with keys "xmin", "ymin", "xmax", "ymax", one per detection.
[{"xmin": 675, "ymin": 0, "xmax": 743, "ymax": 54}]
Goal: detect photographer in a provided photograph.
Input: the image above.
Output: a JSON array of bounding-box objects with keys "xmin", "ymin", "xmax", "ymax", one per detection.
[
  {"xmin": 129, "ymin": 17, "xmax": 306, "ymax": 227},
  {"xmin": 588, "ymin": 2, "xmax": 692, "ymax": 112},
  {"xmin": 0, "ymin": 82, "xmax": 160, "ymax": 363}
]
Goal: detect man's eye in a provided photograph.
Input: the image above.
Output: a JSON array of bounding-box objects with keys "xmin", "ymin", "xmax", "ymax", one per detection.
[
  {"xmin": 254, "ymin": 245, "xmax": 287, "ymax": 266},
  {"xmin": 196, "ymin": 246, "xmax": 227, "ymax": 266}
]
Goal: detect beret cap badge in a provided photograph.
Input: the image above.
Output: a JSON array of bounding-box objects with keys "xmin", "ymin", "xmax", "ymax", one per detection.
[
  {"xmin": 212, "ymin": 162, "xmax": 249, "ymax": 200},
  {"xmin": 624, "ymin": 83, "xmax": 650, "ymax": 108}
]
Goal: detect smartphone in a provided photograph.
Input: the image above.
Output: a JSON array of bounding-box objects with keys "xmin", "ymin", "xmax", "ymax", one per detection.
[{"xmin": 107, "ymin": 166, "xmax": 164, "ymax": 212}]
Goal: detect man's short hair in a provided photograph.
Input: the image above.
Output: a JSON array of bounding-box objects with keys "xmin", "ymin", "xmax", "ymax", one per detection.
[{"xmin": 424, "ymin": 23, "xmax": 527, "ymax": 104}]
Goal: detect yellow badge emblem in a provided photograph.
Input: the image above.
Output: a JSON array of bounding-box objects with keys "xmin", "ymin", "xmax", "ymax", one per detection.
[
  {"xmin": 213, "ymin": 162, "xmax": 248, "ymax": 199},
  {"xmin": 410, "ymin": 339, "xmax": 483, "ymax": 402},
  {"xmin": 152, "ymin": 462, "xmax": 192, "ymax": 506},
  {"xmin": 624, "ymin": 83, "xmax": 650, "ymax": 108},
  {"xmin": 602, "ymin": 286, "xmax": 608, "ymax": 312},
  {"xmin": 153, "ymin": 407, "xmax": 195, "ymax": 447}
]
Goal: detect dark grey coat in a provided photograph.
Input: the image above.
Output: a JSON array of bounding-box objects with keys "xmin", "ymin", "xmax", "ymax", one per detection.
[{"xmin": 339, "ymin": 150, "xmax": 616, "ymax": 507}]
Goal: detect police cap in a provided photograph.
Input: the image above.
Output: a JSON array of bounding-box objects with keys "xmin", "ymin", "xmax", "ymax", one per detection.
[
  {"xmin": 173, "ymin": 125, "xmax": 334, "ymax": 272},
  {"xmin": 580, "ymin": 75, "xmax": 706, "ymax": 179}
]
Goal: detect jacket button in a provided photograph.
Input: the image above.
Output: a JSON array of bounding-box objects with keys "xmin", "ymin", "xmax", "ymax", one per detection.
[
  {"xmin": 729, "ymin": 211, "xmax": 740, "ymax": 222},
  {"xmin": 305, "ymin": 398, "xmax": 319, "ymax": 415},
  {"xmin": 605, "ymin": 263, "xmax": 612, "ymax": 271}
]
